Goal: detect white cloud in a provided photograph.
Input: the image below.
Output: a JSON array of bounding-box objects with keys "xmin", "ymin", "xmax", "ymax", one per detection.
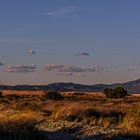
[{"xmin": 5, "ymin": 65, "xmax": 36, "ymax": 73}]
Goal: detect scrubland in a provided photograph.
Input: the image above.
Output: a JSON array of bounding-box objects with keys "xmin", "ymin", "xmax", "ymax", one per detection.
[{"xmin": 0, "ymin": 90, "xmax": 140, "ymax": 139}]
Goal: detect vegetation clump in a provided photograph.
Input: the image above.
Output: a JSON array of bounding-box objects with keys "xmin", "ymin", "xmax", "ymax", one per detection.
[
  {"xmin": 105, "ymin": 111, "xmax": 124, "ymax": 124},
  {"xmin": 103, "ymin": 87, "xmax": 127, "ymax": 99},
  {"xmin": 42, "ymin": 90, "xmax": 63, "ymax": 100}
]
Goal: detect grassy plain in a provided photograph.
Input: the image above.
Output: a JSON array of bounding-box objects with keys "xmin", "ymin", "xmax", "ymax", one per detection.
[{"xmin": 0, "ymin": 90, "xmax": 140, "ymax": 139}]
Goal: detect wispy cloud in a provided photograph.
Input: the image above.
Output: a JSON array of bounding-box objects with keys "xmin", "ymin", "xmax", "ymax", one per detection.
[
  {"xmin": 5, "ymin": 65, "xmax": 36, "ymax": 73},
  {"xmin": 57, "ymin": 72, "xmax": 87, "ymax": 77},
  {"xmin": 45, "ymin": 6, "xmax": 78, "ymax": 17},
  {"xmin": 131, "ymin": 63, "xmax": 136, "ymax": 66},
  {"xmin": 128, "ymin": 68, "xmax": 134, "ymax": 72},
  {"xmin": 138, "ymin": 62, "xmax": 140, "ymax": 66},
  {"xmin": 75, "ymin": 52, "xmax": 90, "ymax": 56},
  {"xmin": 45, "ymin": 64, "xmax": 104, "ymax": 73}
]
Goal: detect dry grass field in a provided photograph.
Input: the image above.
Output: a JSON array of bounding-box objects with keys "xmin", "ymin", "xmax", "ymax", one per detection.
[
  {"xmin": 2, "ymin": 90, "xmax": 43, "ymax": 96},
  {"xmin": 0, "ymin": 90, "xmax": 140, "ymax": 139}
]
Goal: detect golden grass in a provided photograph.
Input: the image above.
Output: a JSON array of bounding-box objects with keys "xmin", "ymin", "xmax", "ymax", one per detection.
[
  {"xmin": 0, "ymin": 110, "xmax": 43, "ymax": 135},
  {"xmin": 121, "ymin": 108, "xmax": 140, "ymax": 134},
  {"xmin": 42, "ymin": 92, "xmax": 140, "ymax": 133},
  {"xmin": 1, "ymin": 90, "xmax": 140, "ymax": 136},
  {"xmin": 2, "ymin": 90, "xmax": 43, "ymax": 96}
]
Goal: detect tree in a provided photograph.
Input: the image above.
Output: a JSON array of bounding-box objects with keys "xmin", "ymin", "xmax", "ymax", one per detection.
[
  {"xmin": 103, "ymin": 87, "xmax": 127, "ymax": 99},
  {"xmin": 114, "ymin": 87, "xmax": 127, "ymax": 100},
  {"xmin": 103, "ymin": 88, "xmax": 114, "ymax": 98}
]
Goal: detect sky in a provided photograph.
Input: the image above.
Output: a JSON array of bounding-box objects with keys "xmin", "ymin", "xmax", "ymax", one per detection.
[{"xmin": 0, "ymin": 0, "xmax": 140, "ymax": 85}]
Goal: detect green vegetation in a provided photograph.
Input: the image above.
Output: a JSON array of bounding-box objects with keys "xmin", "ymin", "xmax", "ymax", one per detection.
[{"xmin": 103, "ymin": 87, "xmax": 127, "ymax": 99}]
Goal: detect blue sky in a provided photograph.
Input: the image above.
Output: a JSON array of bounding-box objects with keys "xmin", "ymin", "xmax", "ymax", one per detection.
[{"xmin": 0, "ymin": 0, "xmax": 140, "ymax": 85}]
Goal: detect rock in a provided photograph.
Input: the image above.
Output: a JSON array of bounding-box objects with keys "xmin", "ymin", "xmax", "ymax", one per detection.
[{"xmin": 39, "ymin": 119, "xmax": 121, "ymax": 140}]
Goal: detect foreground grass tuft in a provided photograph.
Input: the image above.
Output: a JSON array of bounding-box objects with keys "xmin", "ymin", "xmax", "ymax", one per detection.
[
  {"xmin": 121, "ymin": 108, "xmax": 140, "ymax": 134},
  {"xmin": 0, "ymin": 110, "xmax": 47, "ymax": 140}
]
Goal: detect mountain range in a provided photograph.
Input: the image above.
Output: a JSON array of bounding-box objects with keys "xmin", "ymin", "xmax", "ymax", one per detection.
[{"xmin": 1, "ymin": 79, "xmax": 140, "ymax": 93}]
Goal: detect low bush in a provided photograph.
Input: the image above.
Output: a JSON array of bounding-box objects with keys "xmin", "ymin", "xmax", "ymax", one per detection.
[
  {"xmin": 42, "ymin": 90, "xmax": 63, "ymax": 100},
  {"xmin": 105, "ymin": 111, "xmax": 124, "ymax": 124},
  {"xmin": 81, "ymin": 109, "xmax": 100, "ymax": 118}
]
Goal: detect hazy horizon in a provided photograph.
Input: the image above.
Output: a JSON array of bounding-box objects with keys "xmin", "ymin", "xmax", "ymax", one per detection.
[{"xmin": 0, "ymin": 0, "xmax": 140, "ymax": 85}]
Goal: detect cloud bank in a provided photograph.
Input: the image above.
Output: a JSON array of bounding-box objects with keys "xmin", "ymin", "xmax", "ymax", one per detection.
[{"xmin": 45, "ymin": 64, "xmax": 104, "ymax": 73}]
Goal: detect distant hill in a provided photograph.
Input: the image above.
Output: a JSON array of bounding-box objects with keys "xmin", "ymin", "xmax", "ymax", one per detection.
[{"xmin": 1, "ymin": 79, "xmax": 140, "ymax": 93}]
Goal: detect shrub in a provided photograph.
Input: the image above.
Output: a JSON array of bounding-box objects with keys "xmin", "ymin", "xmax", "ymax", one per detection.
[
  {"xmin": 105, "ymin": 111, "xmax": 124, "ymax": 124},
  {"xmin": 114, "ymin": 87, "xmax": 127, "ymax": 98},
  {"xmin": 104, "ymin": 88, "xmax": 114, "ymax": 98},
  {"xmin": 81, "ymin": 109, "xmax": 100, "ymax": 118},
  {"xmin": 42, "ymin": 90, "xmax": 63, "ymax": 100},
  {"xmin": 104, "ymin": 87, "xmax": 127, "ymax": 99}
]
